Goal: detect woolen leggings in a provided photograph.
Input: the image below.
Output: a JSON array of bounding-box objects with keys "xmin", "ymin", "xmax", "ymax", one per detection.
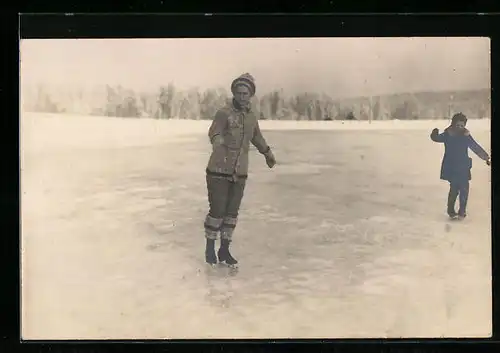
[{"xmin": 204, "ymin": 174, "xmax": 246, "ymax": 241}]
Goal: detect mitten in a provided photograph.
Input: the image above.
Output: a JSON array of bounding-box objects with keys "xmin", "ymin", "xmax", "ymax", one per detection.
[{"xmin": 264, "ymin": 149, "xmax": 276, "ymax": 168}]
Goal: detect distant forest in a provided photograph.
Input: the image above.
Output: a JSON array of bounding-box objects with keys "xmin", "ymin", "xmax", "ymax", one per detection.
[{"xmin": 21, "ymin": 83, "xmax": 491, "ymax": 121}]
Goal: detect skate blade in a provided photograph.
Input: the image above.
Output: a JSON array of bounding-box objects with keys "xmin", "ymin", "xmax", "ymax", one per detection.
[{"xmin": 220, "ymin": 262, "xmax": 238, "ymax": 269}]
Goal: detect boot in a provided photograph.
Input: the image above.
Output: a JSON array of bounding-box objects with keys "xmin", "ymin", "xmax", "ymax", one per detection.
[
  {"xmin": 205, "ymin": 238, "xmax": 217, "ymax": 265},
  {"xmin": 218, "ymin": 239, "xmax": 238, "ymax": 266}
]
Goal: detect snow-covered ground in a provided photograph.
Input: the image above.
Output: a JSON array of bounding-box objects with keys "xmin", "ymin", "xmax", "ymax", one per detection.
[{"xmin": 20, "ymin": 112, "xmax": 492, "ymax": 339}]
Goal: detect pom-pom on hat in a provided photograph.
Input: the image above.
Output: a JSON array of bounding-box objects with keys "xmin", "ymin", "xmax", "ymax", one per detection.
[{"xmin": 231, "ymin": 73, "xmax": 256, "ymax": 96}]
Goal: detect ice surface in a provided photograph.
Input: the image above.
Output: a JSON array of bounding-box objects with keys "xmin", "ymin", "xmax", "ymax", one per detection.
[{"xmin": 21, "ymin": 113, "xmax": 491, "ymax": 339}]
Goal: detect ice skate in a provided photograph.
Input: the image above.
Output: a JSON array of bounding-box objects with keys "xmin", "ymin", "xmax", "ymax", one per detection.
[
  {"xmin": 218, "ymin": 248, "xmax": 238, "ymax": 268},
  {"xmin": 218, "ymin": 239, "xmax": 238, "ymax": 268},
  {"xmin": 205, "ymin": 239, "xmax": 218, "ymax": 266},
  {"xmin": 448, "ymin": 211, "xmax": 458, "ymax": 220}
]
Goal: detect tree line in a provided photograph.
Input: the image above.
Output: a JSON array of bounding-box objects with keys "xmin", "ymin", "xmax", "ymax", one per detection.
[{"xmin": 22, "ymin": 83, "xmax": 491, "ymax": 121}]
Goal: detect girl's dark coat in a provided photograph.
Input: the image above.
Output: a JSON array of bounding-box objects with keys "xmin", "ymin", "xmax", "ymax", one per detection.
[{"xmin": 430, "ymin": 126, "xmax": 489, "ymax": 183}]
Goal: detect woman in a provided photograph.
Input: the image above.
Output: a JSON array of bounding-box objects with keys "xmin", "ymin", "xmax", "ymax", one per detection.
[
  {"xmin": 430, "ymin": 112, "xmax": 491, "ymax": 220},
  {"xmin": 204, "ymin": 73, "xmax": 277, "ymax": 266}
]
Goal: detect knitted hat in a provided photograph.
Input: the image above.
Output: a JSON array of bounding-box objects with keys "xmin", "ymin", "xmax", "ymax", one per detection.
[{"xmin": 231, "ymin": 73, "xmax": 256, "ymax": 96}]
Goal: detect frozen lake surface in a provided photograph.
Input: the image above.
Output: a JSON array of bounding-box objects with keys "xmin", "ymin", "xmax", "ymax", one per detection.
[{"xmin": 21, "ymin": 113, "xmax": 492, "ymax": 339}]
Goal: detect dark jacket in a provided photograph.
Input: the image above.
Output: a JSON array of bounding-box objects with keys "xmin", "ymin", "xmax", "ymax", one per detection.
[
  {"xmin": 430, "ymin": 126, "xmax": 489, "ymax": 183},
  {"xmin": 206, "ymin": 99, "xmax": 270, "ymax": 178}
]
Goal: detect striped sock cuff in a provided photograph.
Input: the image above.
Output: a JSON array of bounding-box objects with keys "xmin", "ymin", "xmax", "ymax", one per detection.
[
  {"xmin": 220, "ymin": 229, "xmax": 234, "ymax": 240},
  {"xmin": 204, "ymin": 214, "xmax": 223, "ymax": 231},
  {"xmin": 205, "ymin": 229, "xmax": 218, "ymax": 240},
  {"xmin": 222, "ymin": 216, "xmax": 238, "ymax": 228}
]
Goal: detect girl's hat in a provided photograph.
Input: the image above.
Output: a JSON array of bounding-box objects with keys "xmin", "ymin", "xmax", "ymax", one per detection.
[
  {"xmin": 451, "ymin": 112, "xmax": 467, "ymax": 125},
  {"xmin": 231, "ymin": 73, "xmax": 256, "ymax": 96}
]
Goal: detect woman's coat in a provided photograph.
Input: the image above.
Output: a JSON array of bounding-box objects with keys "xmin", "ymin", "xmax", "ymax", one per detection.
[{"xmin": 207, "ymin": 99, "xmax": 270, "ymax": 178}]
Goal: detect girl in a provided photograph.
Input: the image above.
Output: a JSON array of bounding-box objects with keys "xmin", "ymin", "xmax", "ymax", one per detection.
[
  {"xmin": 430, "ymin": 112, "xmax": 491, "ymax": 220},
  {"xmin": 203, "ymin": 73, "xmax": 277, "ymax": 266}
]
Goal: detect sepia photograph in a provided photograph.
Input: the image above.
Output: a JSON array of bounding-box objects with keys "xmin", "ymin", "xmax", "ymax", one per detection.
[{"xmin": 20, "ymin": 37, "xmax": 491, "ymax": 339}]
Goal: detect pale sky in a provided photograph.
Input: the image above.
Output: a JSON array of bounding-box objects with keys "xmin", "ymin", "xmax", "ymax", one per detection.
[{"xmin": 20, "ymin": 37, "xmax": 490, "ymax": 98}]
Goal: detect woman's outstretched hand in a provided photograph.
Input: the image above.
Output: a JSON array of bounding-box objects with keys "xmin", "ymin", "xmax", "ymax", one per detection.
[{"xmin": 486, "ymin": 158, "xmax": 491, "ymax": 166}]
